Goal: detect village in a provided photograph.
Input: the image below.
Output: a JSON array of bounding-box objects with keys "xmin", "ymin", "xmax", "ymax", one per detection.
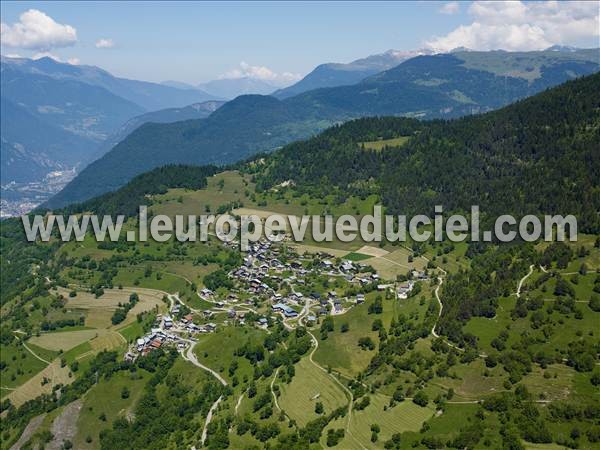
[{"xmin": 125, "ymin": 238, "xmax": 429, "ymax": 360}]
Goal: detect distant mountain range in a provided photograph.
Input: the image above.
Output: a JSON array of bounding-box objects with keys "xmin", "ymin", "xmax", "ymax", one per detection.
[
  {"xmin": 161, "ymin": 49, "xmax": 433, "ymax": 100},
  {"xmin": 198, "ymin": 78, "xmax": 278, "ymax": 99},
  {"xmin": 273, "ymin": 49, "xmax": 433, "ymax": 99},
  {"xmin": 2, "ymin": 56, "xmax": 219, "ymax": 110},
  {"xmin": 1, "ymin": 60, "xmax": 144, "ymax": 144},
  {"xmin": 289, "ymin": 49, "xmax": 600, "ymax": 116},
  {"xmin": 1, "ymin": 56, "xmax": 222, "ymax": 178},
  {"xmin": 162, "ymin": 77, "xmax": 278, "ymax": 100},
  {"xmin": 0, "ymin": 56, "xmax": 223, "ymax": 214},
  {"xmin": 45, "ymin": 48, "xmax": 600, "ymax": 209}
]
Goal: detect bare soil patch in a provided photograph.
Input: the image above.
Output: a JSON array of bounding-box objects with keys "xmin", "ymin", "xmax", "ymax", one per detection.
[{"xmin": 48, "ymin": 400, "xmax": 83, "ymax": 450}]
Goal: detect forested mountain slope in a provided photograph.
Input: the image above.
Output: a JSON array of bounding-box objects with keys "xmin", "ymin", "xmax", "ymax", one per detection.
[
  {"xmin": 88, "ymin": 101, "xmax": 226, "ymax": 162},
  {"xmin": 49, "ymin": 50, "xmax": 599, "ymax": 208},
  {"xmin": 255, "ymin": 73, "xmax": 600, "ymax": 233},
  {"xmin": 45, "ymin": 94, "xmax": 338, "ymax": 207}
]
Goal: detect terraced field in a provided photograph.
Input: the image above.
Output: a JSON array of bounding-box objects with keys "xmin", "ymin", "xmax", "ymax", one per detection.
[{"xmin": 59, "ymin": 286, "xmax": 164, "ymax": 316}]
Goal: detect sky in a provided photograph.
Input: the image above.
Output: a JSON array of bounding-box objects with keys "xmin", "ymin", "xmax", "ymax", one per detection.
[{"xmin": 1, "ymin": 1, "xmax": 599, "ymax": 85}]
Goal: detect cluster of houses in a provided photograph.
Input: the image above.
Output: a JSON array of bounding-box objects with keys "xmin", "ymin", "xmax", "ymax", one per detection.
[
  {"xmin": 182, "ymin": 314, "xmax": 217, "ymax": 333},
  {"xmin": 226, "ymin": 240, "xmax": 400, "ymax": 321},
  {"xmin": 122, "ymin": 238, "xmax": 429, "ymax": 363},
  {"xmin": 125, "ymin": 308, "xmax": 219, "ymax": 361},
  {"xmin": 124, "ymin": 327, "xmax": 182, "ymax": 361}
]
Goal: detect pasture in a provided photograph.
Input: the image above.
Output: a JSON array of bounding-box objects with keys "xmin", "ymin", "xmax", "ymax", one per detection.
[
  {"xmin": 29, "ymin": 329, "xmax": 99, "ymax": 352},
  {"xmin": 344, "ymin": 252, "xmax": 373, "ymax": 262},
  {"xmin": 430, "ymin": 358, "xmax": 507, "ymax": 401},
  {"xmin": 349, "ymin": 394, "xmax": 434, "ymax": 447},
  {"xmin": 359, "ymin": 136, "xmax": 410, "ymax": 151},
  {"xmin": 312, "ymin": 298, "xmax": 385, "ymax": 377},
  {"xmin": 117, "ymin": 321, "xmax": 144, "ymax": 342},
  {"xmin": 89, "ymin": 331, "xmax": 126, "ymax": 352},
  {"xmin": 313, "ymin": 290, "xmax": 432, "ymax": 377},
  {"xmin": 152, "ymin": 170, "xmax": 252, "ymax": 218},
  {"xmin": 423, "ymin": 240, "xmax": 470, "ymax": 273},
  {"xmin": 109, "ymin": 270, "xmax": 185, "ymax": 298},
  {"xmin": 74, "ymin": 371, "xmax": 149, "ymax": 449},
  {"xmin": 520, "ymin": 364, "xmax": 577, "ymax": 402},
  {"xmin": 0, "ymin": 341, "xmax": 58, "ymax": 389},
  {"xmin": 278, "ymin": 357, "xmax": 348, "ymax": 427},
  {"xmin": 193, "ymin": 326, "xmax": 266, "ymax": 385},
  {"xmin": 465, "ymin": 277, "xmax": 599, "ymax": 359},
  {"xmin": 400, "ymin": 403, "xmax": 482, "ymax": 447},
  {"xmin": 368, "ymin": 249, "xmax": 427, "ymax": 280},
  {"xmin": 6, "ymin": 359, "xmax": 72, "ymax": 407}
]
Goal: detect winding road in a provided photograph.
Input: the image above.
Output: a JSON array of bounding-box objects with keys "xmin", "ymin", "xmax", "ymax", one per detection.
[{"xmin": 180, "ymin": 339, "xmax": 227, "ymax": 446}]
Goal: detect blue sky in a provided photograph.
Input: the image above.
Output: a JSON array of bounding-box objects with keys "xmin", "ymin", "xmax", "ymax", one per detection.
[{"xmin": 1, "ymin": 1, "xmax": 598, "ymax": 84}]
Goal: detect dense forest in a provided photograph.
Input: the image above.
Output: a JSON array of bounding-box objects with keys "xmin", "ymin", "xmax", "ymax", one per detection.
[{"xmin": 253, "ymin": 73, "xmax": 600, "ymax": 233}]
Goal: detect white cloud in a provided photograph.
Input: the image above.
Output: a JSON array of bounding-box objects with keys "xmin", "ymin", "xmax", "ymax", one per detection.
[
  {"xmin": 439, "ymin": 2, "xmax": 460, "ymax": 15},
  {"xmin": 67, "ymin": 57, "xmax": 80, "ymax": 65},
  {"xmin": 426, "ymin": 1, "xmax": 600, "ymax": 52},
  {"xmin": 0, "ymin": 9, "xmax": 77, "ymax": 51},
  {"xmin": 220, "ymin": 61, "xmax": 302, "ymax": 85},
  {"xmin": 95, "ymin": 38, "xmax": 115, "ymax": 49}
]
